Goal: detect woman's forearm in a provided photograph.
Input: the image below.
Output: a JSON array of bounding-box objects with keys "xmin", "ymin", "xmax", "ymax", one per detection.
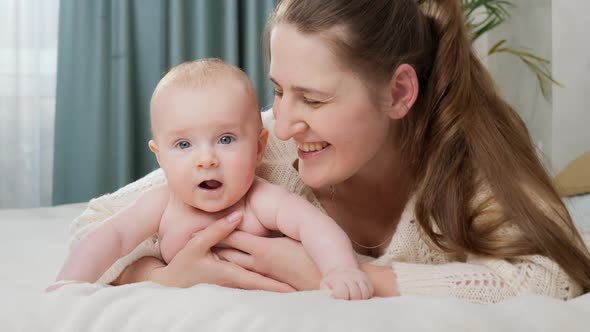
[
  {"xmin": 111, "ymin": 255, "xmax": 398, "ymax": 298},
  {"xmin": 111, "ymin": 256, "xmax": 165, "ymax": 286}
]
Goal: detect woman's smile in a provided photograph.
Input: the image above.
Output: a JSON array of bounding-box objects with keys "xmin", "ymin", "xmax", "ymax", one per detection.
[
  {"xmin": 297, "ymin": 141, "xmax": 329, "ymax": 152},
  {"xmin": 296, "ymin": 141, "xmax": 331, "ymax": 160}
]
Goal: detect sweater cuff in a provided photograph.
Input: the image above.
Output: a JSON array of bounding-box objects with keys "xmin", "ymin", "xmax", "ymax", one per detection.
[{"xmin": 393, "ymin": 262, "xmax": 454, "ymax": 297}]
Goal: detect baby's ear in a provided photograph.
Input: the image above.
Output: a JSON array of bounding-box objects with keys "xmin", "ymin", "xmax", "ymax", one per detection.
[
  {"xmin": 148, "ymin": 140, "xmax": 162, "ymax": 165},
  {"xmin": 257, "ymin": 128, "xmax": 269, "ymax": 164}
]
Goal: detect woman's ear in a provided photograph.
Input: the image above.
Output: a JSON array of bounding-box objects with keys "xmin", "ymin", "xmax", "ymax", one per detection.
[
  {"xmin": 148, "ymin": 140, "xmax": 162, "ymax": 165},
  {"xmin": 257, "ymin": 128, "xmax": 269, "ymax": 164},
  {"xmin": 386, "ymin": 64, "xmax": 419, "ymax": 120}
]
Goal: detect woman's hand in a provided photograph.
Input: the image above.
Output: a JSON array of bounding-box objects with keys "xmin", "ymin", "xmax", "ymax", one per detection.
[
  {"xmin": 359, "ymin": 263, "xmax": 400, "ymax": 297},
  {"xmin": 216, "ymin": 230, "xmax": 401, "ymax": 297},
  {"xmin": 115, "ymin": 212, "xmax": 294, "ymax": 293},
  {"xmin": 215, "ymin": 231, "xmax": 322, "ymax": 291}
]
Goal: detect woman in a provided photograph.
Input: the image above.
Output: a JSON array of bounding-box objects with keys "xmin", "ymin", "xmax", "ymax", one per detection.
[{"xmin": 70, "ymin": 0, "xmax": 590, "ymax": 303}]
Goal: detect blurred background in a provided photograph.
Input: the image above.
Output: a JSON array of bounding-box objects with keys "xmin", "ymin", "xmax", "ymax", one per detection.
[{"xmin": 0, "ymin": 0, "xmax": 588, "ymax": 209}]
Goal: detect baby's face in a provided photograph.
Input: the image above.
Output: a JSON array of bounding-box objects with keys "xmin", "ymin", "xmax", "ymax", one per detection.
[{"xmin": 149, "ymin": 79, "xmax": 265, "ymax": 212}]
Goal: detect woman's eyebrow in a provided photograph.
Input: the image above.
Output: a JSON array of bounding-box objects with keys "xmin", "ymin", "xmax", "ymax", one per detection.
[{"xmin": 269, "ymin": 77, "xmax": 331, "ymax": 97}]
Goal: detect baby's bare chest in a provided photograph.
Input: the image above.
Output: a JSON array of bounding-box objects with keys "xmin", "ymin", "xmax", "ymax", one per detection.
[{"xmin": 157, "ymin": 202, "xmax": 270, "ymax": 264}]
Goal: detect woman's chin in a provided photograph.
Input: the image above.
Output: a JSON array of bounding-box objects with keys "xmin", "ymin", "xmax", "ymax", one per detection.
[{"xmin": 298, "ymin": 166, "xmax": 332, "ymax": 189}]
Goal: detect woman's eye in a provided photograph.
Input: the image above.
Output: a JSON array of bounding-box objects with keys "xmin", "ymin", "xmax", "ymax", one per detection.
[
  {"xmin": 303, "ymin": 98, "xmax": 322, "ymax": 106},
  {"xmin": 274, "ymin": 89, "xmax": 283, "ymax": 97},
  {"xmin": 176, "ymin": 141, "xmax": 191, "ymax": 149},
  {"xmin": 218, "ymin": 135, "xmax": 234, "ymax": 145}
]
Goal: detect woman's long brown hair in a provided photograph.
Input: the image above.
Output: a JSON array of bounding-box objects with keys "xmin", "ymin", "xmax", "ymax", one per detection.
[{"xmin": 268, "ymin": 0, "xmax": 590, "ymax": 290}]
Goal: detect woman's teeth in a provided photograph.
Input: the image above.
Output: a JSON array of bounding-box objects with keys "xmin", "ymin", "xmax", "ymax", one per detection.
[{"xmin": 297, "ymin": 142, "xmax": 329, "ymax": 152}]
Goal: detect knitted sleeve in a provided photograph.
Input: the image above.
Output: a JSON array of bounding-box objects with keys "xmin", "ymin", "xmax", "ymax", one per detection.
[
  {"xmin": 68, "ymin": 169, "xmax": 166, "ymax": 284},
  {"xmin": 377, "ymin": 194, "xmax": 585, "ymax": 303},
  {"xmin": 391, "ymin": 254, "xmax": 582, "ymax": 304}
]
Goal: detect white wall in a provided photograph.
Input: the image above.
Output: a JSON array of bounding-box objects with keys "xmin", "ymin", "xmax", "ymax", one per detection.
[
  {"xmin": 486, "ymin": 0, "xmax": 553, "ymax": 167},
  {"xmin": 484, "ymin": 0, "xmax": 590, "ymax": 173},
  {"xmin": 552, "ymin": 1, "xmax": 590, "ymax": 172}
]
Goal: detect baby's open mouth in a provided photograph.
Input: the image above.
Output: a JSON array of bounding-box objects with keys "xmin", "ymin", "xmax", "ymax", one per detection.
[{"xmin": 198, "ymin": 180, "xmax": 223, "ymax": 190}]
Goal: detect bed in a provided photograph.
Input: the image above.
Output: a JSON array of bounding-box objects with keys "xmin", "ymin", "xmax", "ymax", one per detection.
[{"xmin": 1, "ymin": 186, "xmax": 590, "ymax": 330}]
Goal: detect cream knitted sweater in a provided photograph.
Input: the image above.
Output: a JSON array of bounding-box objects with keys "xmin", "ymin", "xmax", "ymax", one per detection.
[{"xmin": 69, "ymin": 111, "xmax": 582, "ymax": 304}]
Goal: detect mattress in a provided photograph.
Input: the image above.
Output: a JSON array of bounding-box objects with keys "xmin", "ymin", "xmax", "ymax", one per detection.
[{"xmin": 1, "ymin": 198, "xmax": 589, "ymax": 331}]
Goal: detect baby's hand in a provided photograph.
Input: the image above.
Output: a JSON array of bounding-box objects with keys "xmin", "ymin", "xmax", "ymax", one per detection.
[{"xmin": 319, "ymin": 267, "xmax": 374, "ymax": 300}]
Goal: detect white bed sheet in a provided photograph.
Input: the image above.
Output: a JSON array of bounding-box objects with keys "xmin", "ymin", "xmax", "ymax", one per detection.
[{"xmin": 1, "ymin": 200, "xmax": 589, "ymax": 331}]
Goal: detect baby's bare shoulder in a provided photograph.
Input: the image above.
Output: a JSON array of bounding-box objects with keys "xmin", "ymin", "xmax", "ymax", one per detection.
[
  {"xmin": 245, "ymin": 177, "xmax": 292, "ymax": 227},
  {"xmin": 250, "ymin": 176, "xmax": 286, "ymax": 193}
]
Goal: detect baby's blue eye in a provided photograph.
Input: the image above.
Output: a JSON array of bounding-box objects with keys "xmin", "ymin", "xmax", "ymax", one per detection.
[
  {"xmin": 176, "ymin": 141, "xmax": 191, "ymax": 149},
  {"xmin": 218, "ymin": 135, "xmax": 234, "ymax": 145}
]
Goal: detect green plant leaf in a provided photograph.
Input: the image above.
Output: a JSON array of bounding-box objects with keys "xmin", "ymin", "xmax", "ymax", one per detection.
[
  {"xmin": 462, "ymin": 0, "xmax": 514, "ymax": 42},
  {"xmin": 462, "ymin": 0, "xmax": 561, "ymax": 98},
  {"xmin": 487, "ymin": 44, "xmax": 562, "ymax": 98},
  {"xmin": 487, "ymin": 39, "xmax": 507, "ymax": 55}
]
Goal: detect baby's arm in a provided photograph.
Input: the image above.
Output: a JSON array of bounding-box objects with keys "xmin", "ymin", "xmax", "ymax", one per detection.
[
  {"xmin": 249, "ymin": 179, "xmax": 373, "ymax": 299},
  {"xmin": 52, "ymin": 185, "xmax": 169, "ymax": 286}
]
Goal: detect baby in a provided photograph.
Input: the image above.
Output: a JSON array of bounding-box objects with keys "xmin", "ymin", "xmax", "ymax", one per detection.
[{"xmin": 50, "ymin": 59, "xmax": 373, "ymax": 300}]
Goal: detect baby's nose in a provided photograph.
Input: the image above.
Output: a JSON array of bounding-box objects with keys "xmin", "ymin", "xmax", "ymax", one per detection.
[{"xmin": 195, "ymin": 153, "xmax": 219, "ymax": 169}]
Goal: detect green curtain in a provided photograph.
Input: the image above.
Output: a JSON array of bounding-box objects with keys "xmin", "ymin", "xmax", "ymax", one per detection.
[{"xmin": 53, "ymin": 0, "xmax": 277, "ymax": 205}]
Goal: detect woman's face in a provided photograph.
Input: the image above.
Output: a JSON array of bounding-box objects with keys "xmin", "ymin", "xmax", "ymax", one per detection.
[{"xmin": 269, "ymin": 23, "xmax": 394, "ymax": 188}]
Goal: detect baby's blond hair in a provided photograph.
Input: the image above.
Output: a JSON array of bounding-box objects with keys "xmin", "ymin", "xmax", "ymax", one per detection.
[
  {"xmin": 150, "ymin": 59, "xmax": 261, "ymax": 136},
  {"xmin": 152, "ymin": 58, "xmax": 258, "ymax": 107}
]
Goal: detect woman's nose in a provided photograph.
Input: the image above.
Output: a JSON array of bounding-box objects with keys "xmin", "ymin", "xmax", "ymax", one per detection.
[
  {"xmin": 273, "ymin": 99, "xmax": 308, "ymax": 141},
  {"xmin": 195, "ymin": 151, "xmax": 219, "ymax": 169}
]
